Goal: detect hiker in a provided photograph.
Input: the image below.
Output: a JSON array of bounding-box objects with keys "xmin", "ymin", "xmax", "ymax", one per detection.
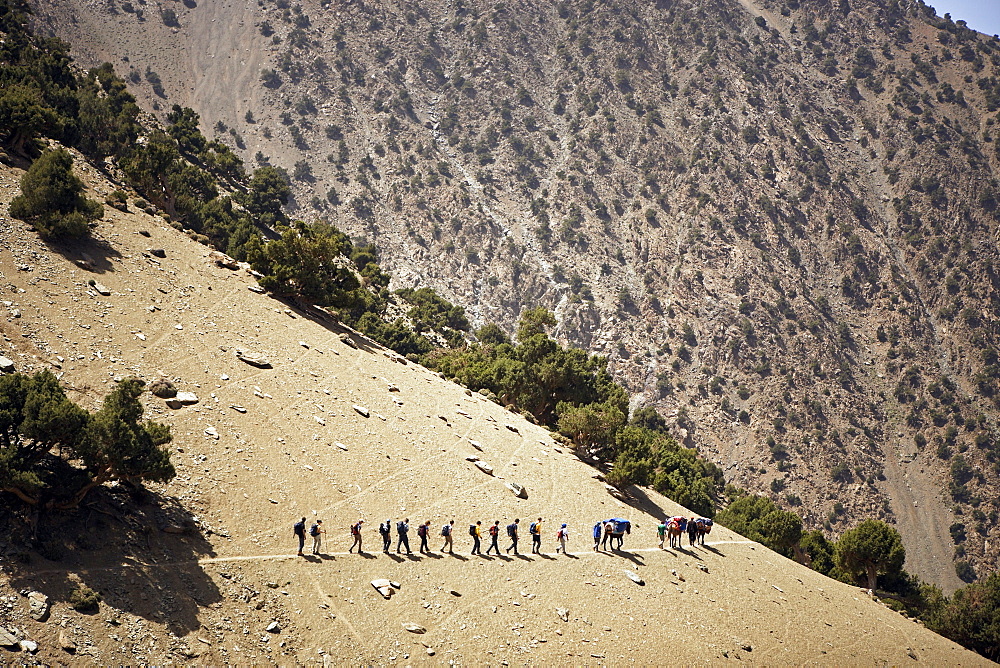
[
  {"xmin": 530, "ymin": 517, "xmax": 543, "ymax": 554},
  {"xmin": 294, "ymin": 517, "xmax": 307, "ymax": 556},
  {"xmin": 349, "ymin": 519, "xmax": 364, "ymax": 553},
  {"xmin": 417, "ymin": 520, "xmax": 431, "ymax": 554},
  {"xmin": 688, "ymin": 517, "xmax": 699, "ymax": 547},
  {"xmin": 602, "ymin": 520, "xmax": 614, "ymax": 550},
  {"xmin": 506, "ymin": 518, "xmax": 520, "ymax": 555},
  {"xmin": 310, "ymin": 519, "xmax": 325, "ymax": 555},
  {"xmin": 592, "ymin": 521, "xmax": 602, "ymax": 551},
  {"xmin": 470, "ymin": 520, "xmax": 482, "ymax": 555},
  {"xmin": 379, "ymin": 519, "xmax": 392, "ymax": 553},
  {"xmin": 657, "ymin": 518, "xmax": 667, "ymax": 549},
  {"xmin": 396, "ymin": 518, "xmax": 412, "ymax": 554},
  {"xmin": 486, "ymin": 520, "xmax": 501, "ymax": 555},
  {"xmin": 442, "ymin": 520, "xmax": 456, "ymax": 553},
  {"xmin": 556, "ymin": 523, "xmax": 569, "ymax": 554}
]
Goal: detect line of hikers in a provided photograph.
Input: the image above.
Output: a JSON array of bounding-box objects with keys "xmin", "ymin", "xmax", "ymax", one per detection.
[{"xmin": 292, "ymin": 515, "xmax": 712, "ymax": 556}]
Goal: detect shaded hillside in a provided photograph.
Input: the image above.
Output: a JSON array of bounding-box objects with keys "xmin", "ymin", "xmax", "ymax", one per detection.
[
  {"xmin": 0, "ymin": 156, "xmax": 993, "ymax": 664},
  {"xmin": 28, "ymin": 0, "xmax": 1000, "ymax": 587}
]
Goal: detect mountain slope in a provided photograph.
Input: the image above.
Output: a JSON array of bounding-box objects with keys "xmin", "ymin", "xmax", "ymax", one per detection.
[
  {"xmin": 28, "ymin": 0, "xmax": 1000, "ymax": 589},
  {"xmin": 0, "ymin": 156, "xmax": 991, "ymax": 663}
]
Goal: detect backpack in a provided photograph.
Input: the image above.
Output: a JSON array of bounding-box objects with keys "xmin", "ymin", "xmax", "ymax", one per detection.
[
  {"xmin": 351, "ymin": 523, "xmax": 360, "ymax": 536},
  {"xmin": 417, "ymin": 524, "xmax": 427, "ymax": 537},
  {"xmin": 556, "ymin": 528, "xmax": 564, "ymax": 539},
  {"xmin": 397, "ymin": 521, "xmax": 407, "ymax": 533},
  {"xmin": 529, "ymin": 522, "xmax": 538, "ymax": 535},
  {"xmin": 469, "ymin": 524, "xmax": 478, "ymax": 537},
  {"xmin": 309, "ymin": 523, "xmax": 319, "ymax": 536},
  {"xmin": 507, "ymin": 523, "xmax": 516, "ymax": 538},
  {"xmin": 379, "ymin": 522, "xmax": 390, "ymax": 536},
  {"xmin": 489, "ymin": 524, "xmax": 499, "ymax": 537},
  {"xmin": 441, "ymin": 524, "xmax": 451, "ymax": 537},
  {"xmin": 294, "ymin": 520, "xmax": 305, "ymax": 535}
]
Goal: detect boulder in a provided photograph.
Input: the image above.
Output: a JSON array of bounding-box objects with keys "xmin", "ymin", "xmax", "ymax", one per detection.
[
  {"xmin": 371, "ymin": 579, "xmax": 396, "ymax": 599},
  {"xmin": 248, "ymin": 284, "xmax": 265, "ymax": 294},
  {"xmin": 209, "ymin": 250, "xmax": 239, "ymax": 270},
  {"xmin": 265, "ymin": 622, "xmax": 280, "ymax": 633},
  {"xmin": 235, "ymin": 350, "xmax": 272, "ymax": 368},
  {"xmin": 0, "ymin": 628, "xmax": 19, "ymax": 648},
  {"xmin": 624, "ymin": 570, "xmax": 645, "ymax": 586},
  {"xmin": 165, "ymin": 391, "xmax": 198, "ymax": 409},
  {"xmin": 506, "ymin": 482, "xmax": 528, "ymax": 499},
  {"xmin": 147, "ymin": 248, "xmax": 166, "ymax": 258},
  {"xmin": 27, "ymin": 592, "xmax": 49, "ymax": 621},
  {"xmin": 468, "ymin": 440, "xmax": 483, "ymax": 451},
  {"xmin": 402, "ymin": 623, "xmax": 427, "ymax": 634},
  {"xmin": 19, "ymin": 639, "xmax": 38, "ymax": 653},
  {"xmin": 58, "ymin": 630, "xmax": 76, "ymax": 653},
  {"xmin": 474, "ymin": 461, "xmax": 493, "ymax": 475},
  {"xmin": 0, "ymin": 356, "xmax": 14, "ymax": 374},
  {"xmin": 92, "ymin": 282, "xmax": 111, "ymax": 296},
  {"xmin": 338, "ymin": 333, "xmax": 357, "ymax": 349},
  {"xmin": 504, "ymin": 423, "xmax": 520, "ymax": 434}
]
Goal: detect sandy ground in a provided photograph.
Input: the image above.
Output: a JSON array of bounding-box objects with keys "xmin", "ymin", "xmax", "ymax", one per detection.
[{"xmin": 0, "ymin": 159, "xmax": 992, "ymax": 664}]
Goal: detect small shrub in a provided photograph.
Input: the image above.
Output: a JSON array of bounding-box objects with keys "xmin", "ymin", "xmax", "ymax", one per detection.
[
  {"xmin": 69, "ymin": 585, "xmax": 101, "ymax": 612},
  {"xmin": 149, "ymin": 379, "xmax": 176, "ymax": 398}
]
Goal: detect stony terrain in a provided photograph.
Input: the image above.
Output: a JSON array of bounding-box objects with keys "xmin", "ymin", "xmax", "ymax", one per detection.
[
  {"xmin": 29, "ymin": 0, "xmax": 1000, "ymax": 589},
  {"xmin": 0, "ymin": 154, "xmax": 992, "ymax": 663}
]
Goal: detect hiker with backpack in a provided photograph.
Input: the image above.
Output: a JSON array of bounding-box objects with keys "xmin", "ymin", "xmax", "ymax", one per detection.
[
  {"xmin": 396, "ymin": 518, "xmax": 412, "ymax": 554},
  {"xmin": 593, "ymin": 521, "xmax": 602, "ymax": 551},
  {"xmin": 379, "ymin": 519, "xmax": 392, "ymax": 553},
  {"xmin": 556, "ymin": 523, "xmax": 569, "ymax": 554},
  {"xmin": 310, "ymin": 519, "xmax": 325, "ymax": 555},
  {"xmin": 441, "ymin": 520, "xmax": 456, "ymax": 554},
  {"xmin": 349, "ymin": 519, "xmax": 364, "ymax": 553},
  {"xmin": 688, "ymin": 517, "xmax": 699, "ymax": 547},
  {"xmin": 294, "ymin": 517, "xmax": 307, "ymax": 556},
  {"xmin": 530, "ymin": 517, "xmax": 543, "ymax": 554},
  {"xmin": 486, "ymin": 520, "xmax": 501, "ymax": 555},
  {"xmin": 602, "ymin": 520, "xmax": 614, "ymax": 550},
  {"xmin": 505, "ymin": 518, "xmax": 520, "ymax": 555},
  {"xmin": 657, "ymin": 518, "xmax": 667, "ymax": 550},
  {"xmin": 417, "ymin": 520, "xmax": 431, "ymax": 554},
  {"xmin": 470, "ymin": 521, "xmax": 482, "ymax": 555}
]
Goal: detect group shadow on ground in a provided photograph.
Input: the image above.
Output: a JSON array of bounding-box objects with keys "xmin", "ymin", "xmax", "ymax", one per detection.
[{"xmin": 4, "ymin": 486, "xmax": 220, "ymax": 637}]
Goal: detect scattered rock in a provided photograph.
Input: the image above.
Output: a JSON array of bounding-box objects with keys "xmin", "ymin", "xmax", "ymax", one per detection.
[
  {"xmin": 556, "ymin": 608, "xmax": 569, "ymax": 622},
  {"xmin": 204, "ymin": 426, "xmax": 219, "ymax": 439},
  {"xmin": 236, "ymin": 350, "xmax": 272, "ymax": 368},
  {"xmin": 230, "ymin": 405, "xmax": 247, "ymax": 413},
  {"xmin": 468, "ymin": 439, "xmax": 483, "ymax": 451},
  {"xmin": 504, "ymin": 423, "xmax": 520, "ymax": 434},
  {"xmin": 248, "ymin": 285, "xmax": 265, "ymax": 294},
  {"xmin": 742, "ymin": 643, "xmax": 753, "ymax": 652},
  {"xmin": 58, "ymin": 630, "xmax": 76, "ymax": 653},
  {"xmin": 352, "ymin": 405, "xmax": 370, "ymax": 418},
  {"xmin": 338, "ymin": 333, "xmax": 357, "ymax": 349},
  {"xmin": 27, "ymin": 592, "xmax": 49, "ymax": 621},
  {"xmin": 299, "ymin": 341, "xmax": 309, "ymax": 348},
  {"xmin": 92, "ymin": 282, "xmax": 111, "ymax": 296},
  {"xmin": 266, "ymin": 622, "xmax": 281, "ymax": 633},
  {"xmin": 315, "ymin": 416, "xmax": 326, "ymax": 426},
  {"xmin": 165, "ymin": 391, "xmax": 199, "ymax": 409},
  {"xmin": 335, "ymin": 442, "xmax": 348, "ymax": 451},
  {"xmin": 147, "ymin": 248, "xmax": 166, "ymax": 258},
  {"xmin": 0, "ymin": 356, "xmax": 15, "ymax": 374},
  {"xmin": 624, "ymin": 570, "xmax": 645, "ymax": 586},
  {"xmin": 697, "ymin": 563, "xmax": 709, "ymax": 573},
  {"xmin": 387, "ymin": 384, "xmax": 400, "ymax": 392},
  {"xmin": 474, "ymin": 461, "xmax": 493, "ymax": 475},
  {"xmin": 19, "ymin": 639, "xmax": 38, "ymax": 654},
  {"xmin": 402, "ymin": 623, "xmax": 427, "ymax": 634},
  {"xmin": 426, "ymin": 648, "xmax": 436, "ymax": 656},
  {"xmin": 465, "ymin": 455, "xmax": 480, "ymax": 462},
  {"xmin": 604, "ymin": 484, "xmax": 627, "ymax": 501},
  {"xmin": 506, "ymin": 482, "xmax": 528, "ymax": 499}
]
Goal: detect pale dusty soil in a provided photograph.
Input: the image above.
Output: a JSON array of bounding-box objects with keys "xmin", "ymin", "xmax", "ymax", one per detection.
[{"xmin": 0, "ymin": 159, "xmax": 991, "ymax": 665}]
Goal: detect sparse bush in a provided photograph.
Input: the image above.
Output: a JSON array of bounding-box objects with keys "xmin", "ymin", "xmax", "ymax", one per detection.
[
  {"xmin": 9, "ymin": 149, "xmax": 102, "ymax": 239},
  {"xmin": 69, "ymin": 585, "xmax": 101, "ymax": 612}
]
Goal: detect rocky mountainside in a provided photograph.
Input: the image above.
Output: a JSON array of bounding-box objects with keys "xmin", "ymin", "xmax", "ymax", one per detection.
[
  {"xmin": 29, "ymin": 0, "xmax": 1000, "ymax": 588},
  {"xmin": 0, "ymin": 157, "xmax": 990, "ymax": 664}
]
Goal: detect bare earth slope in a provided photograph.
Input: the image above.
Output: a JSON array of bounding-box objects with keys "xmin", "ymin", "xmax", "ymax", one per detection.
[{"xmin": 0, "ymin": 159, "xmax": 990, "ymax": 663}]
